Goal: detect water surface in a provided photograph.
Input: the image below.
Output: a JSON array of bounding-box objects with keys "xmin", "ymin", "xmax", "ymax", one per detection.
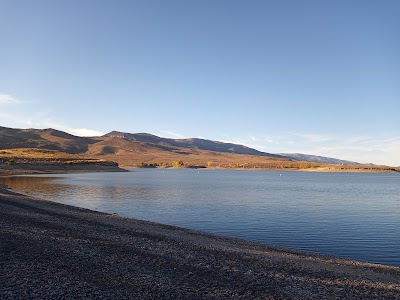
[{"xmin": 2, "ymin": 169, "xmax": 399, "ymax": 266}]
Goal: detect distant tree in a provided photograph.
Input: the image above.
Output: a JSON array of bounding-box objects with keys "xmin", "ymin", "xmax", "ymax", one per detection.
[{"xmin": 173, "ymin": 160, "xmax": 184, "ymax": 167}]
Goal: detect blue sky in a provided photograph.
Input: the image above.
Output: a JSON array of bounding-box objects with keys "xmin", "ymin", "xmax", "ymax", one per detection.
[{"xmin": 1, "ymin": 0, "xmax": 399, "ymax": 166}]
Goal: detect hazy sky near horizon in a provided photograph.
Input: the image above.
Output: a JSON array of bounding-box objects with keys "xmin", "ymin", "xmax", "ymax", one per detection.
[{"xmin": 1, "ymin": 0, "xmax": 399, "ymax": 166}]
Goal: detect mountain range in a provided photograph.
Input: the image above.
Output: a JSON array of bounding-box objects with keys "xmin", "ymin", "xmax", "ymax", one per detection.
[{"xmin": 0, "ymin": 126, "xmax": 374, "ymax": 170}]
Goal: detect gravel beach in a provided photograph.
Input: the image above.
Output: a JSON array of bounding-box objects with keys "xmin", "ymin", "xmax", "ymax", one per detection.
[{"xmin": 1, "ymin": 188, "xmax": 399, "ymax": 299}]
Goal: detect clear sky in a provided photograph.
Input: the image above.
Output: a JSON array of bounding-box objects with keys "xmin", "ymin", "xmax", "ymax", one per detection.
[{"xmin": 1, "ymin": 0, "xmax": 399, "ymax": 166}]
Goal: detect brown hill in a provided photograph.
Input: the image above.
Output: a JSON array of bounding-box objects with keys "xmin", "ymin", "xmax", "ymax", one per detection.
[
  {"xmin": 104, "ymin": 131, "xmax": 286, "ymax": 158},
  {"xmin": 0, "ymin": 126, "xmax": 98, "ymax": 154},
  {"xmin": 87, "ymin": 137, "xmax": 297, "ymax": 169},
  {"xmin": 85, "ymin": 134, "xmax": 296, "ymax": 169}
]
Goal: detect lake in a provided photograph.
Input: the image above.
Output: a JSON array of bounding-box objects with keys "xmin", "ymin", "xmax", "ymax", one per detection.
[{"xmin": 2, "ymin": 169, "xmax": 399, "ymax": 266}]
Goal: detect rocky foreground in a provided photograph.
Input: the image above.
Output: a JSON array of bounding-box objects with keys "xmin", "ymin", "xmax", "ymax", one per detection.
[{"xmin": 1, "ymin": 189, "xmax": 399, "ymax": 299}]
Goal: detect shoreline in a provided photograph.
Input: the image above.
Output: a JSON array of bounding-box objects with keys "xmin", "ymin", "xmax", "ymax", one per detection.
[
  {"xmin": 129, "ymin": 166, "xmax": 399, "ymax": 174},
  {"xmin": 1, "ymin": 165, "xmax": 398, "ymax": 176},
  {"xmin": 1, "ymin": 188, "xmax": 399, "ymax": 299}
]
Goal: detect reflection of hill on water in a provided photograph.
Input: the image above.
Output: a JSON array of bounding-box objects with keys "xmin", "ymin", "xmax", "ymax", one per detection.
[
  {"xmin": 0, "ymin": 176, "xmax": 62, "ymax": 194},
  {"xmin": 0, "ymin": 175, "xmax": 149, "ymax": 213}
]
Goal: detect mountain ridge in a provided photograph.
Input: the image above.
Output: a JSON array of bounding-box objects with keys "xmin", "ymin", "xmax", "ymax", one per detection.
[
  {"xmin": 278, "ymin": 153, "xmax": 360, "ymax": 165},
  {"xmin": 103, "ymin": 131, "xmax": 287, "ymax": 159}
]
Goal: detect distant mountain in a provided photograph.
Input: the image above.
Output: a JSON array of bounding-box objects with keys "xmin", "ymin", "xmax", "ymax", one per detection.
[
  {"xmin": 104, "ymin": 131, "xmax": 286, "ymax": 159},
  {"xmin": 278, "ymin": 153, "xmax": 360, "ymax": 165}
]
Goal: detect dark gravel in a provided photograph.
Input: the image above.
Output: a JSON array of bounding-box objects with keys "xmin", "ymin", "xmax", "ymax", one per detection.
[{"xmin": 1, "ymin": 189, "xmax": 399, "ymax": 299}]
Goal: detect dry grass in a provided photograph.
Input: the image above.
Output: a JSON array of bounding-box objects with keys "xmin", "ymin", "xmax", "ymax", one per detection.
[
  {"xmin": 0, "ymin": 147, "xmax": 111, "ymax": 165},
  {"xmin": 0, "ymin": 148, "xmax": 87, "ymax": 160},
  {"xmin": 0, "ymin": 148, "xmax": 123, "ymax": 176}
]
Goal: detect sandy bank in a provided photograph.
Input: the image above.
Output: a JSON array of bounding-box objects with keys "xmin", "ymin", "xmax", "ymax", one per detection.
[{"xmin": 1, "ymin": 189, "xmax": 399, "ymax": 299}]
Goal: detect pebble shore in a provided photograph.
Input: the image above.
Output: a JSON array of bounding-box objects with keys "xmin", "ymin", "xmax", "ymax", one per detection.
[{"xmin": 1, "ymin": 188, "xmax": 399, "ymax": 299}]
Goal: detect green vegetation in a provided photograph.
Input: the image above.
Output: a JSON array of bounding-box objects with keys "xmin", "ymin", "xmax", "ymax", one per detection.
[{"xmin": 0, "ymin": 148, "xmax": 85, "ymax": 159}]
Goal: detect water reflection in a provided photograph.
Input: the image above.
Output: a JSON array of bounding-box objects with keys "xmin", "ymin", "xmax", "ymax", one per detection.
[
  {"xmin": 0, "ymin": 176, "xmax": 159, "ymax": 213},
  {"xmin": 1, "ymin": 176, "xmax": 64, "ymax": 196}
]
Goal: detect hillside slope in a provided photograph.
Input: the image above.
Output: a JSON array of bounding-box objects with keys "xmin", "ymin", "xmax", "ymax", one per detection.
[
  {"xmin": 0, "ymin": 126, "xmax": 98, "ymax": 154},
  {"xmin": 87, "ymin": 138, "xmax": 296, "ymax": 168},
  {"xmin": 104, "ymin": 131, "xmax": 286, "ymax": 158}
]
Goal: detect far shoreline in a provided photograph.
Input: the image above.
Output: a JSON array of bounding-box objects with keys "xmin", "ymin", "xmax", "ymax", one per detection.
[{"xmin": 128, "ymin": 166, "xmax": 399, "ymax": 174}]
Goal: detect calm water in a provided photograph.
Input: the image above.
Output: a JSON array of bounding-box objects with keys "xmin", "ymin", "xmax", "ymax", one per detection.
[{"xmin": 2, "ymin": 169, "xmax": 400, "ymax": 266}]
